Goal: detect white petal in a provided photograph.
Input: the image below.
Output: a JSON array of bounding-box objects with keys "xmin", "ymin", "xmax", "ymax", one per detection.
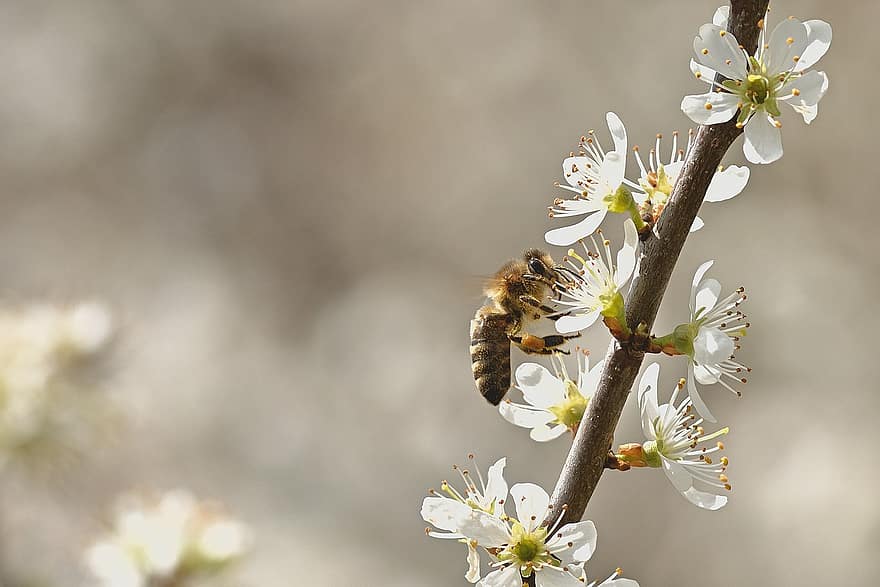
[
  {"xmin": 421, "ymin": 497, "xmax": 473, "ymax": 533},
  {"xmin": 478, "ymin": 565, "xmax": 521, "ymax": 587},
  {"xmin": 662, "ymin": 160, "xmax": 684, "ymax": 184},
  {"xmin": 581, "ymin": 358, "xmax": 605, "ymax": 397},
  {"xmin": 694, "ymin": 326, "xmax": 735, "ymax": 367},
  {"xmin": 561, "ymin": 156, "xmax": 593, "ymax": 189},
  {"xmin": 85, "ymin": 543, "xmax": 144, "ymax": 587},
  {"xmin": 693, "ymin": 24, "xmax": 748, "ymax": 80},
  {"xmin": 661, "ymin": 458, "xmax": 694, "ymax": 493},
  {"xmin": 555, "ymin": 311, "xmax": 600, "ymax": 334},
  {"xmin": 598, "ymin": 151, "xmax": 625, "ymax": 193},
  {"xmin": 484, "ymin": 458, "xmax": 509, "ymax": 512},
  {"xmin": 694, "ymin": 278, "xmax": 722, "ymax": 314},
  {"xmin": 536, "ymin": 567, "xmax": 584, "ymax": 587},
  {"xmin": 510, "ymin": 483, "xmax": 550, "ymax": 532},
  {"xmin": 545, "ymin": 210, "xmax": 607, "ymax": 246},
  {"xmin": 547, "ymin": 520, "xmax": 597, "ymax": 564},
  {"xmin": 712, "ymin": 6, "xmax": 729, "ymax": 28},
  {"xmin": 466, "ymin": 542, "xmax": 482, "ymax": 583},
  {"xmin": 530, "ymin": 423, "xmax": 568, "ymax": 442},
  {"xmin": 689, "ymin": 59, "xmax": 718, "ymax": 87},
  {"xmin": 766, "ymin": 18, "xmax": 808, "ymax": 75},
  {"xmin": 690, "ymin": 216, "xmax": 704, "ymax": 232},
  {"xmin": 694, "ymin": 362, "xmax": 722, "ymax": 385},
  {"xmin": 690, "ymin": 260, "xmax": 715, "ymax": 315},
  {"xmin": 681, "ymin": 92, "xmax": 740, "ymax": 125},
  {"xmin": 795, "ymin": 20, "xmax": 832, "ymax": 72},
  {"xmin": 598, "ymin": 580, "xmax": 640, "ymax": 587},
  {"xmin": 704, "ymin": 164, "xmax": 749, "ymax": 202},
  {"xmin": 499, "ymin": 402, "xmax": 556, "ymax": 429},
  {"xmin": 637, "ymin": 363, "xmax": 660, "ymax": 439},
  {"xmin": 687, "ymin": 363, "xmax": 716, "ymax": 423},
  {"xmin": 615, "ymin": 218, "xmax": 638, "ymax": 286},
  {"xmin": 605, "ymin": 112, "xmax": 627, "ymax": 154},
  {"xmin": 784, "ymin": 70, "xmax": 828, "ymax": 124},
  {"xmin": 743, "ymin": 113, "xmax": 783, "ymax": 164},
  {"xmin": 457, "ymin": 509, "xmax": 511, "ymax": 547},
  {"xmin": 515, "ymin": 363, "xmax": 567, "ymax": 408},
  {"xmin": 682, "ymin": 486, "xmax": 728, "ymax": 511}
]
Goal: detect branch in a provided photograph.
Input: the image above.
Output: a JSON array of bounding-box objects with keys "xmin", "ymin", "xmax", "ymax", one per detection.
[{"xmin": 546, "ymin": 0, "xmax": 769, "ymax": 528}]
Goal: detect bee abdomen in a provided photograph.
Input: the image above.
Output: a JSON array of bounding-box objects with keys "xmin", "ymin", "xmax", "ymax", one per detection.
[{"xmin": 470, "ymin": 312, "xmax": 513, "ymax": 405}]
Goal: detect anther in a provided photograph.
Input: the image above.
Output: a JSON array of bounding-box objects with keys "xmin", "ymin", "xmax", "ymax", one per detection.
[
  {"xmin": 705, "ymin": 103, "xmax": 713, "ymax": 110},
  {"xmin": 786, "ymin": 37, "xmax": 794, "ymax": 45},
  {"xmin": 702, "ymin": 48, "xmax": 709, "ymax": 55},
  {"xmin": 719, "ymin": 474, "xmax": 729, "ymax": 483},
  {"xmin": 792, "ymin": 88, "xmax": 801, "ymax": 96},
  {"xmin": 717, "ymin": 441, "xmax": 725, "ymax": 450},
  {"xmin": 721, "ymin": 456, "xmax": 729, "ymax": 466}
]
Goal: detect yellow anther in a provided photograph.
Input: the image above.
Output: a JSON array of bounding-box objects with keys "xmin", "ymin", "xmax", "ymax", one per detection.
[
  {"xmin": 774, "ymin": 120, "xmax": 782, "ymax": 128},
  {"xmin": 705, "ymin": 103, "xmax": 713, "ymax": 110},
  {"xmin": 717, "ymin": 441, "xmax": 725, "ymax": 450},
  {"xmin": 719, "ymin": 473, "xmax": 729, "ymax": 483},
  {"xmin": 702, "ymin": 48, "xmax": 709, "ymax": 55},
  {"xmin": 786, "ymin": 36, "xmax": 794, "ymax": 45},
  {"xmin": 720, "ymin": 30, "xmax": 726, "ymax": 37},
  {"xmin": 721, "ymin": 456, "xmax": 729, "ymax": 466},
  {"xmin": 792, "ymin": 88, "xmax": 801, "ymax": 96}
]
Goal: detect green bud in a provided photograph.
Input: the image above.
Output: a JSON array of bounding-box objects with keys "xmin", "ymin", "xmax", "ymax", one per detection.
[
  {"xmin": 602, "ymin": 184, "xmax": 635, "ymax": 214},
  {"xmin": 671, "ymin": 323, "xmax": 697, "ymax": 358},
  {"xmin": 641, "ymin": 440, "xmax": 663, "ymax": 468}
]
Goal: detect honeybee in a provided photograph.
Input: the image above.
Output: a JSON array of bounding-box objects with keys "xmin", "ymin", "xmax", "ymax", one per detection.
[{"xmin": 470, "ymin": 249, "xmax": 580, "ymax": 405}]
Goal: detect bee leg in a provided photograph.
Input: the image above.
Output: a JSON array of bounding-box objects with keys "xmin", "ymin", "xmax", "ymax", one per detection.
[
  {"xmin": 509, "ymin": 332, "xmax": 580, "ymax": 355},
  {"xmin": 518, "ymin": 295, "xmax": 571, "ymax": 320}
]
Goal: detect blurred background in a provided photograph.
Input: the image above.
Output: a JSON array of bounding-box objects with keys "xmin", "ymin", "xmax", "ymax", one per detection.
[{"xmin": 0, "ymin": 0, "xmax": 873, "ymax": 585}]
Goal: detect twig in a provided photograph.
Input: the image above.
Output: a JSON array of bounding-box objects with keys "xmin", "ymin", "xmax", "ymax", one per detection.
[{"xmin": 546, "ymin": 0, "xmax": 770, "ymax": 529}]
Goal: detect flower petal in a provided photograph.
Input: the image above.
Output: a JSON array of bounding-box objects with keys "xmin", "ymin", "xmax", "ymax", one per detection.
[
  {"xmin": 690, "ymin": 216, "xmax": 705, "ymax": 232},
  {"xmin": 681, "ymin": 92, "xmax": 739, "ymax": 125},
  {"xmin": 694, "ymin": 326, "xmax": 735, "ymax": 367},
  {"xmin": 637, "ymin": 363, "xmax": 660, "ymax": 439},
  {"xmin": 694, "ymin": 24, "xmax": 747, "ymax": 79},
  {"xmin": 421, "ymin": 496, "xmax": 473, "ymax": 533},
  {"xmin": 661, "ymin": 458, "xmax": 694, "ymax": 493},
  {"xmin": 499, "ymin": 402, "xmax": 555, "ymax": 429},
  {"xmin": 689, "ymin": 58, "xmax": 718, "ymax": 87},
  {"xmin": 713, "ymin": 6, "xmax": 730, "ymax": 28},
  {"xmin": 466, "ymin": 542, "xmax": 482, "ymax": 583},
  {"xmin": 765, "ymin": 18, "xmax": 808, "ymax": 75},
  {"xmin": 615, "ymin": 219, "xmax": 638, "ymax": 287},
  {"xmin": 598, "ymin": 150, "xmax": 625, "ymax": 193},
  {"xmin": 546, "ymin": 520, "xmax": 597, "ymax": 564},
  {"xmin": 515, "ymin": 363, "xmax": 567, "ymax": 408},
  {"xmin": 689, "ymin": 260, "xmax": 714, "ymax": 316},
  {"xmin": 484, "ymin": 458, "xmax": 509, "ymax": 511},
  {"xmin": 704, "ymin": 164, "xmax": 749, "ymax": 202},
  {"xmin": 457, "ymin": 509, "xmax": 511, "ymax": 547},
  {"xmin": 743, "ymin": 112, "xmax": 783, "ymax": 164},
  {"xmin": 694, "ymin": 278, "xmax": 722, "ymax": 314},
  {"xmin": 687, "ymin": 362, "xmax": 716, "ymax": 423},
  {"xmin": 536, "ymin": 566, "xmax": 584, "ymax": 587},
  {"xmin": 581, "ymin": 358, "xmax": 605, "ymax": 397},
  {"xmin": 682, "ymin": 486, "xmax": 728, "ymax": 511},
  {"xmin": 510, "ymin": 483, "xmax": 550, "ymax": 532},
  {"xmin": 605, "ymin": 112, "xmax": 627, "ymax": 154},
  {"xmin": 530, "ymin": 423, "xmax": 568, "ymax": 442},
  {"xmin": 694, "ymin": 362, "xmax": 722, "ymax": 385},
  {"xmin": 783, "ymin": 70, "xmax": 828, "ymax": 124},
  {"xmin": 545, "ymin": 210, "xmax": 607, "ymax": 246},
  {"xmin": 555, "ymin": 311, "xmax": 600, "ymax": 334},
  {"xmin": 478, "ymin": 565, "xmax": 521, "ymax": 587},
  {"xmin": 795, "ymin": 20, "xmax": 832, "ymax": 72}
]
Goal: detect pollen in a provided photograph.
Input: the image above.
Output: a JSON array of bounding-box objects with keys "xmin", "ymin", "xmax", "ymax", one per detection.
[
  {"xmin": 792, "ymin": 88, "xmax": 801, "ymax": 96},
  {"xmin": 702, "ymin": 48, "xmax": 709, "ymax": 55},
  {"xmin": 725, "ymin": 59, "xmax": 732, "ymax": 65},
  {"xmin": 705, "ymin": 103, "xmax": 713, "ymax": 110},
  {"xmin": 786, "ymin": 36, "xmax": 794, "ymax": 45},
  {"xmin": 695, "ymin": 71, "xmax": 702, "ymax": 79},
  {"xmin": 719, "ymin": 31, "xmax": 726, "ymax": 37},
  {"xmin": 793, "ymin": 55, "xmax": 800, "ymax": 62}
]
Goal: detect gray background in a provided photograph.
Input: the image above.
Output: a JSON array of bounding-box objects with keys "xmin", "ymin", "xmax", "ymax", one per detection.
[{"xmin": 0, "ymin": 1, "xmax": 873, "ymax": 585}]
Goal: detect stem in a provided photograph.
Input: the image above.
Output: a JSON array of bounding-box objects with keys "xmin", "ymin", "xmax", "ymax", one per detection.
[{"xmin": 545, "ymin": 0, "xmax": 769, "ymax": 528}]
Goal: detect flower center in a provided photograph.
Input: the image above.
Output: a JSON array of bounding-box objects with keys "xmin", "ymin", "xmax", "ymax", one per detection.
[
  {"xmin": 744, "ymin": 73, "xmax": 771, "ymax": 104},
  {"xmin": 547, "ymin": 381, "xmax": 588, "ymax": 430},
  {"xmin": 506, "ymin": 522, "xmax": 549, "ymax": 565}
]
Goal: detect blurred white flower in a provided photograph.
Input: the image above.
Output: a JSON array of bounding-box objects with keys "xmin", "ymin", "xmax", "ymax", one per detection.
[
  {"xmin": 545, "ymin": 112, "xmax": 628, "ymax": 246},
  {"xmin": 635, "ymin": 363, "xmax": 731, "ymax": 511},
  {"xmin": 499, "ymin": 350, "xmax": 602, "ymax": 441},
  {"xmin": 0, "ymin": 301, "xmax": 115, "ymax": 467},
  {"xmin": 685, "ymin": 261, "xmax": 750, "ymax": 423},
  {"xmin": 421, "ymin": 455, "xmax": 508, "ymax": 583},
  {"xmin": 85, "ymin": 489, "xmax": 251, "ymax": 587},
  {"xmin": 681, "ymin": 6, "xmax": 831, "ymax": 163},
  {"xmin": 626, "ymin": 129, "xmax": 749, "ymax": 231},
  {"xmin": 455, "ymin": 482, "xmax": 599, "ymax": 587},
  {"xmin": 553, "ymin": 218, "xmax": 638, "ymax": 334}
]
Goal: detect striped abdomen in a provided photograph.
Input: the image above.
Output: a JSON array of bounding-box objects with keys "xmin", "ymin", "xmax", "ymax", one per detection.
[{"xmin": 470, "ymin": 308, "xmax": 513, "ymax": 405}]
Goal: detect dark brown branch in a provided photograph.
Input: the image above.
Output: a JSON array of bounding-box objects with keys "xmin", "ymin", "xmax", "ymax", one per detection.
[{"xmin": 546, "ymin": 0, "xmax": 769, "ymax": 528}]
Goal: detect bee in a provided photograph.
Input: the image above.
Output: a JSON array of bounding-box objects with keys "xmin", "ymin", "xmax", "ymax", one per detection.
[{"xmin": 470, "ymin": 249, "xmax": 580, "ymax": 405}]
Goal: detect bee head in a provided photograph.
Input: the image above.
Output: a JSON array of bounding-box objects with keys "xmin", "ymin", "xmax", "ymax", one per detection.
[{"xmin": 522, "ymin": 249, "xmax": 555, "ymax": 280}]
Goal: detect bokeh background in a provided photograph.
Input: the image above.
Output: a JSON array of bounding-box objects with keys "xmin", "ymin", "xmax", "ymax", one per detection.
[{"xmin": 0, "ymin": 0, "xmax": 874, "ymax": 585}]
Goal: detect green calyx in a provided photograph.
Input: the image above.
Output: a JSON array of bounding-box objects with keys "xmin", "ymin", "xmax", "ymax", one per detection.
[
  {"xmin": 641, "ymin": 440, "xmax": 663, "ymax": 468},
  {"xmin": 547, "ymin": 380, "xmax": 588, "ymax": 430},
  {"xmin": 499, "ymin": 521, "xmax": 552, "ymax": 571},
  {"xmin": 600, "ymin": 290, "xmax": 625, "ymax": 321},
  {"xmin": 602, "ymin": 185, "xmax": 635, "ymax": 213}
]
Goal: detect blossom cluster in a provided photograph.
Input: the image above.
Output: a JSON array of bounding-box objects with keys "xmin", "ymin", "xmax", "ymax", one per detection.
[
  {"xmin": 0, "ymin": 301, "xmax": 115, "ymax": 467},
  {"xmin": 424, "ymin": 4, "xmax": 829, "ymax": 584},
  {"xmin": 85, "ymin": 489, "xmax": 251, "ymax": 587}
]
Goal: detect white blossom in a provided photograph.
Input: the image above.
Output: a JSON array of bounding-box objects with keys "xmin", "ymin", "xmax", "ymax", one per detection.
[
  {"xmin": 681, "ymin": 6, "xmax": 831, "ymax": 164},
  {"xmin": 553, "ymin": 218, "xmax": 638, "ymax": 334},
  {"xmin": 421, "ymin": 455, "xmax": 509, "ymax": 583},
  {"xmin": 685, "ymin": 261, "xmax": 750, "ymax": 423},
  {"xmin": 625, "ymin": 128, "xmax": 749, "ymax": 231},
  {"xmin": 637, "ymin": 363, "xmax": 731, "ymax": 511},
  {"xmin": 499, "ymin": 351, "xmax": 603, "ymax": 442},
  {"xmin": 545, "ymin": 113, "xmax": 628, "ymax": 246},
  {"xmin": 85, "ymin": 490, "xmax": 250, "ymax": 587}
]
